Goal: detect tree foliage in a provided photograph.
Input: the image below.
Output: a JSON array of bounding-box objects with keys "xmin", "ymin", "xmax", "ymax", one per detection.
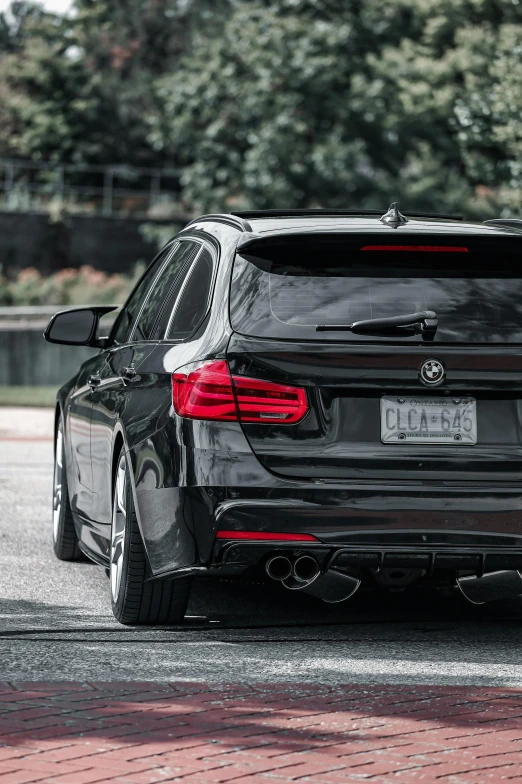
[
  {"xmin": 0, "ymin": 0, "xmax": 227, "ymax": 165},
  {"xmin": 0, "ymin": 0, "xmax": 520, "ymax": 217},
  {"xmin": 153, "ymin": 0, "xmax": 522, "ymax": 216}
]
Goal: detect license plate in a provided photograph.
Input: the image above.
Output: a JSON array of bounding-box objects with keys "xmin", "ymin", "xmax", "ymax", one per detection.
[{"xmin": 380, "ymin": 395, "xmax": 477, "ymax": 445}]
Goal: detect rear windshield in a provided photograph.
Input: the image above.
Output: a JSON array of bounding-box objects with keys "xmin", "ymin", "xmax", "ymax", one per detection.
[{"xmin": 229, "ymin": 235, "xmax": 522, "ymax": 343}]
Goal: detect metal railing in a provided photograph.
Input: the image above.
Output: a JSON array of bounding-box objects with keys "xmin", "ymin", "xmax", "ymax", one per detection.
[
  {"xmin": 0, "ymin": 158, "xmax": 181, "ymax": 217},
  {"xmin": 0, "ymin": 305, "xmax": 72, "ymax": 329},
  {"xmin": 0, "ymin": 305, "xmax": 120, "ymax": 329}
]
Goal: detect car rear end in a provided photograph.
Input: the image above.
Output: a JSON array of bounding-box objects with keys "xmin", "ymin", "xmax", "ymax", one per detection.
[{"xmin": 180, "ymin": 217, "xmax": 522, "ymax": 602}]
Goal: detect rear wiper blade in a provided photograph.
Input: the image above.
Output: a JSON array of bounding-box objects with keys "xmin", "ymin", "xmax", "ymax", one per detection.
[{"xmin": 316, "ymin": 310, "xmax": 438, "ymax": 338}]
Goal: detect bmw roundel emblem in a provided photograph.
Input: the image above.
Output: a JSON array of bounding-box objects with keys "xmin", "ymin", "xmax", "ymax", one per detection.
[{"xmin": 420, "ymin": 359, "xmax": 445, "ymax": 386}]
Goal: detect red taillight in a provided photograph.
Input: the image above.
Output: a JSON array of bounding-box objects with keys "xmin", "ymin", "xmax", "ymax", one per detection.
[
  {"xmin": 215, "ymin": 530, "xmax": 319, "ymax": 541},
  {"xmin": 361, "ymin": 245, "xmax": 469, "ymax": 252},
  {"xmin": 233, "ymin": 374, "xmax": 308, "ymax": 424},
  {"xmin": 172, "ymin": 360, "xmax": 237, "ymax": 420},
  {"xmin": 172, "ymin": 360, "xmax": 308, "ymax": 424}
]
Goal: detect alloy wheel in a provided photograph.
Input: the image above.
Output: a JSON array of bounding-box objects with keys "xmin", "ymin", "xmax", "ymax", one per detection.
[{"xmin": 111, "ymin": 453, "xmax": 127, "ymax": 603}]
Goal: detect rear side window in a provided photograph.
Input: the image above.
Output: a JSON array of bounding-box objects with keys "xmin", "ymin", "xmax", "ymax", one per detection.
[
  {"xmin": 230, "ymin": 236, "xmax": 522, "ymax": 344},
  {"xmin": 133, "ymin": 240, "xmax": 200, "ymax": 341},
  {"xmin": 151, "ymin": 242, "xmax": 201, "ymax": 339},
  {"xmin": 111, "ymin": 248, "xmax": 171, "ymax": 345},
  {"xmin": 166, "ymin": 247, "xmax": 214, "ymax": 340}
]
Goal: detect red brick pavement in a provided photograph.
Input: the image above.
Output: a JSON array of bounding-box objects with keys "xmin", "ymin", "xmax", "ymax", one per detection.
[{"xmin": 0, "ymin": 682, "xmax": 520, "ymax": 783}]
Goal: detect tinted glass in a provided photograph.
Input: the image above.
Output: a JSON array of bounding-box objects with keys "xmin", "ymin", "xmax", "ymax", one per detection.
[
  {"xmin": 111, "ymin": 248, "xmax": 171, "ymax": 345},
  {"xmin": 166, "ymin": 248, "xmax": 214, "ymax": 339},
  {"xmin": 135, "ymin": 241, "xmax": 200, "ymax": 340},
  {"xmin": 48, "ymin": 309, "xmax": 95, "ymax": 344},
  {"xmin": 230, "ymin": 236, "xmax": 522, "ymax": 343}
]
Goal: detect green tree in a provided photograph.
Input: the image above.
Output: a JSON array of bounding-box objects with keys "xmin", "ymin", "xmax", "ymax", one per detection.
[
  {"xmin": 0, "ymin": 0, "xmax": 229, "ymax": 165},
  {"xmin": 364, "ymin": 0, "xmax": 522, "ymax": 216},
  {"xmin": 0, "ymin": 0, "xmax": 520, "ymax": 218},
  {"xmin": 0, "ymin": 4, "xmax": 104, "ymax": 162},
  {"xmin": 69, "ymin": 0, "xmax": 229, "ymax": 166},
  {"xmin": 454, "ymin": 21, "xmax": 522, "ymax": 214},
  {"xmin": 152, "ymin": 0, "xmax": 407, "ymax": 212},
  {"xmin": 152, "ymin": 0, "xmax": 522, "ymax": 217}
]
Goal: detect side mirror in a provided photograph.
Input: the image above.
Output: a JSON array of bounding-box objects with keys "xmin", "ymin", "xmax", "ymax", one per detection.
[{"xmin": 44, "ymin": 306, "xmax": 118, "ymax": 347}]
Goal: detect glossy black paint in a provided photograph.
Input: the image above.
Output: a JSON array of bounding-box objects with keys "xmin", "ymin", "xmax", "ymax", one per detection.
[
  {"xmin": 51, "ymin": 213, "xmax": 522, "ymax": 584},
  {"xmin": 227, "ymin": 337, "xmax": 522, "ymax": 481},
  {"xmin": 44, "ymin": 306, "xmax": 117, "ymax": 347}
]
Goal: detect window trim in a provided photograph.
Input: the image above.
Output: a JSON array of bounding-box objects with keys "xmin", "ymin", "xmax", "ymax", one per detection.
[
  {"xmin": 163, "ymin": 241, "xmax": 218, "ymax": 342},
  {"xmin": 108, "ymin": 239, "xmax": 178, "ymax": 347}
]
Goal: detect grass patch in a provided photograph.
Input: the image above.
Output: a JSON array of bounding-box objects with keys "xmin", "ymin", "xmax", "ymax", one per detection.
[{"xmin": 0, "ymin": 386, "xmax": 58, "ymax": 407}]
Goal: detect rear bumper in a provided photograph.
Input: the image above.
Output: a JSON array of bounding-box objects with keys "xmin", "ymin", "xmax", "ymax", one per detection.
[
  {"xmin": 209, "ymin": 482, "xmax": 522, "ymax": 573},
  {"xmin": 213, "ymin": 483, "xmax": 522, "ymax": 546},
  {"xmin": 142, "ymin": 479, "xmax": 522, "ymax": 580}
]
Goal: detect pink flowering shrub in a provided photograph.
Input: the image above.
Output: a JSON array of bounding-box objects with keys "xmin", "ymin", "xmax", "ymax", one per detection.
[{"xmin": 0, "ymin": 264, "xmax": 144, "ymax": 306}]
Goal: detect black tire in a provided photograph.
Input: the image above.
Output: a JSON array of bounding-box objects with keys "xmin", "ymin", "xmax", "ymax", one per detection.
[
  {"xmin": 53, "ymin": 415, "xmax": 83, "ymax": 561},
  {"xmin": 110, "ymin": 448, "xmax": 190, "ymax": 625}
]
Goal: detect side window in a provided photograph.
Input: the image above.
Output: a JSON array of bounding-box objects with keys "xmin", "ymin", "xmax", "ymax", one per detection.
[
  {"xmin": 110, "ymin": 247, "xmax": 172, "ymax": 345},
  {"xmin": 132, "ymin": 240, "xmax": 200, "ymax": 341},
  {"xmin": 166, "ymin": 247, "xmax": 215, "ymax": 340}
]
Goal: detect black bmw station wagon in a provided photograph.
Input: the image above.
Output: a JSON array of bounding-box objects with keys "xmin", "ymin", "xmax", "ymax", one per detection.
[{"xmin": 45, "ymin": 204, "xmax": 522, "ymax": 624}]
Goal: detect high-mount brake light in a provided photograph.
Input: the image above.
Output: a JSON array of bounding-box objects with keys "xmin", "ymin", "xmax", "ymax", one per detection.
[
  {"xmin": 361, "ymin": 245, "xmax": 469, "ymax": 252},
  {"xmin": 215, "ymin": 530, "xmax": 319, "ymax": 541},
  {"xmin": 172, "ymin": 360, "xmax": 308, "ymax": 424}
]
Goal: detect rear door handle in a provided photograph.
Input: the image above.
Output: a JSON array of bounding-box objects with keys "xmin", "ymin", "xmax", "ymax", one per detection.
[
  {"xmin": 119, "ymin": 366, "xmax": 137, "ymax": 384},
  {"xmin": 88, "ymin": 373, "xmax": 101, "ymax": 389}
]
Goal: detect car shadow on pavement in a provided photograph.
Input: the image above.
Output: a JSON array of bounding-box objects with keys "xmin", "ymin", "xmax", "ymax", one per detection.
[
  {"xmin": 188, "ymin": 574, "xmax": 522, "ymax": 625},
  {"xmin": 1, "ymin": 576, "xmax": 521, "ymax": 633},
  {"xmin": 0, "ymin": 580, "xmax": 521, "ymax": 640}
]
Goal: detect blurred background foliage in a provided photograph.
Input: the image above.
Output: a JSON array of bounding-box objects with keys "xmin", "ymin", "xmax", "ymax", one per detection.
[
  {"xmin": 0, "ymin": 263, "xmax": 143, "ymax": 304},
  {"xmin": 0, "ymin": 0, "xmax": 520, "ymax": 220}
]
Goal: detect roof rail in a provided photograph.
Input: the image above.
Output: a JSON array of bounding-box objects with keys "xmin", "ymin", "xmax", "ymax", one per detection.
[
  {"xmin": 483, "ymin": 219, "xmax": 522, "ymax": 232},
  {"xmin": 186, "ymin": 213, "xmax": 252, "ymax": 232},
  {"xmin": 231, "ymin": 208, "xmax": 463, "ymax": 221}
]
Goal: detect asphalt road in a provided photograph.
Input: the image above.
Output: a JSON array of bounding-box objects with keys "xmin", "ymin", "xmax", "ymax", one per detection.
[{"xmin": 1, "ymin": 406, "xmax": 522, "ymax": 686}]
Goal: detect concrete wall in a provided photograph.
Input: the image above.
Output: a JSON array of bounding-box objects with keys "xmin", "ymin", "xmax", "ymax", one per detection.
[
  {"xmin": 0, "ymin": 211, "xmax": 184, "ymax": 274},
  {"xmin": 0, "ymin": 328, "xmax": 96, "ymax": 386}
]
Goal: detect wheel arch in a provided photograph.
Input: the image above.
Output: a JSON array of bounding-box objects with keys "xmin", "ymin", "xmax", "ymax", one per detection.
[
  {"xmin": 54, "ymin": 403, "xmax": 70, "ymax": 477},
  {"xmin": 54, "ymin": 403, "xmax": 61, "ymax": 451},
  {"xmin": 111, "ymin": 430, "xmax": 125, "ymax": 503},
  {"xmin": 110, "ymin": 423, "xmax": 152, "ymax": 570}
]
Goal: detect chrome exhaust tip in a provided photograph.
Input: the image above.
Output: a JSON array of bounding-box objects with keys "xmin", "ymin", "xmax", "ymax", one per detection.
[
  {"xmin": 280, "ymin": 566, "xmax": 361, "ymax": 602},
  {"xmin": 265, "ymin": 555, "xmax": 292, "ymax": 582},
  {"xmin": 302, "ymin": 569, "xmax": 361, "ymax": 604},
  {"xmin": 457, "ymin": 570, "xmax": 522, "ymax": 605},
  {"xmin": 293, "ymin": 555, "xmax": 320, "ymax": 583}
]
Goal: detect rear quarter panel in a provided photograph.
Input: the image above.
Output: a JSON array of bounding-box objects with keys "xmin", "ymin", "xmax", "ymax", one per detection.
[{"xmin": 126, "ymin": 221, "xmax": 240, "ymax": 574}]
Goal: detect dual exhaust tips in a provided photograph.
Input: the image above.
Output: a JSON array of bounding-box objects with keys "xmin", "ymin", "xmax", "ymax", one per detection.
[
  {"xmin": 266, "ymin": 554, "xmax": 320, "ymax": 584},
  {"xmin": 266, "ymin": 553, "xmax": 361, "ymax": 603}
]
